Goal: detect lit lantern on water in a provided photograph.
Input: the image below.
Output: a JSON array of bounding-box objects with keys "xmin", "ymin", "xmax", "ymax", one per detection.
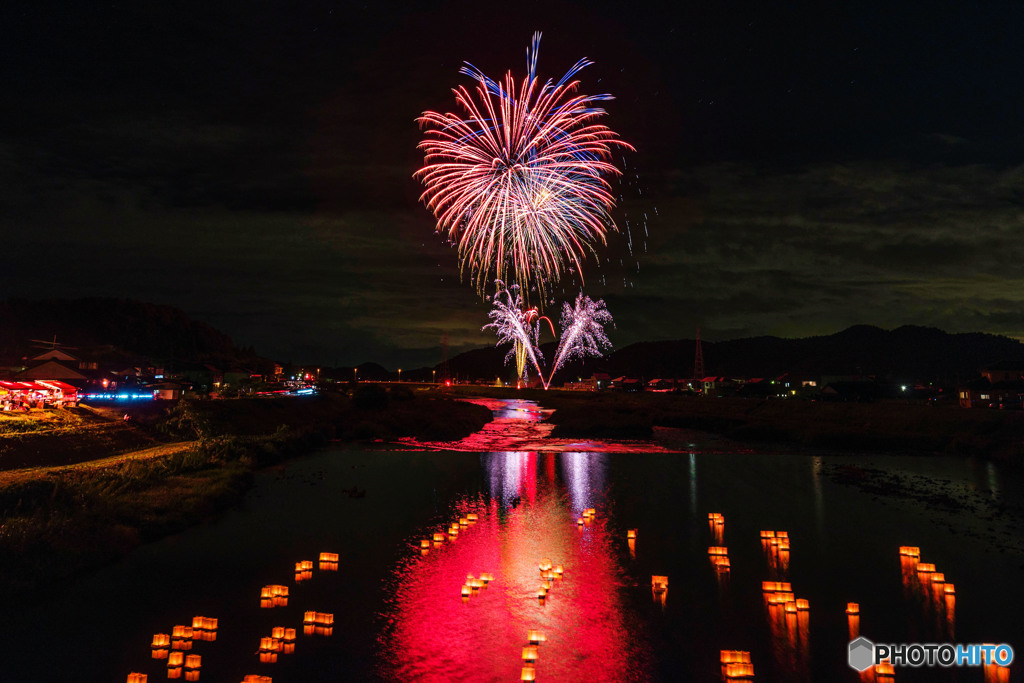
[
  {"xmin": 708, "ymin": 546, "xmax": 728, "ymax": 556},
  {"xmin": 172, "ymin": 626, "xmax": 193, "ymax": 639},
  {"xmin": 627, "ymin": 529, "xmax": 637, "ymax": 540},
  {"xmin": 271, "ymin": 627, "xmax": 285, "ymax": 639},
  {"xmin": 760, "ymin": 530, "xmax": 775, "ymax": 539},
  {"xmin": 242, "ymin": 676, "xmax": 273, "ymax": 683},
  {"xmin": 796, "ymin": 598, "xmax": 809, "ymax": 611},
  {"xmin": 461, "ymin": 585, "xmax": 471, "ymax": 598},
  {"xmin": 521, "ymin": 665, "xmax": 537, "ymax": 681},
  {"xmin": 577, "ymin": 517, "xmax": 585, "ymax": 526},
  {"xmin": 259, "ymin": 652, "xmax": 278, "ymax": 664},
  {"xmin": 846, "ymin": 602, "xmax": 859, "ymax": 615},
  {"xmin": 944, "ymin": 583, "xmax": 955, "ymax": 595},
  {"xmin": 584, "ymin": 508, "xmax": 596, "ymax": 517},
  {"xmin": 916, "ymin": 562, "xmax": 936, "ymax": 575},
  {"xmin": 874, "ymin": 661, "xmax": 895, "ymax": 679},
  {"xmin": 169, "ymin": 652, "xmax": 185, "ymax": 667},
  {"xmin": 554, "ymin": 565, "xmax": 564, "ymax": 577},
  {"xmin": 724, "ymin": 662, "xmax": 755, "ymax": 678},
  {"xmin": 448, "ymin": 526, "xmax": 459, "ymax": 537},
  {"xmin": 184, "ymin": 654, "xmax": 201, "ymax": 670},
  {"xmin": 899, "ymin": 546, "xmax": 921, "ymax": 557},
  {"xmin": 527, "ymin": 630, "xmax": 546, "ymax": 645},
  {"xmin": 762, "ymin": 581, "xmax": 791, "ymax": 593},
  {"xmin": 651, "ymin": 575, "xmax": 669, "ymax": 593},
  {"xmin": 539, "ymin": 558, "xmax": 552, "ymax": 572},
  {"xmin": 319, "ymin": 552, "xmax": 338, "ymax": 563},
  {"xmin": 420, "ymin": 539, "xmax": 430, "ymax": 549},
  {"xmin": 127, "ymin": 674, "xmax": 148, "ymax": 683},
  {"xmin": 480, "ymin": 572, "xmax": 494, "ymax": 583},
  {"xmin": 459, "ymin": 517, "xmax": 469, "ymax": 527},
  {"xmin": 720, "ymin": 650, "xmax": 751, "ymax": 664},
  {"xmin": 522, "ymin": 645, "xmax": 539, "ymax": 662},
  {"xmin": 152, "ymin": 634, "xmax": 171, "ymax": 649},
  {"xmin": 471, "ymin": 578, "xmax": 485, "ymax": 590},
  {"xmin": 467, "ymin": 513, "xmax": 479, "ymax": 522},
  {"xmin": 433, "ymin": 533, "xmax": 445, "ymax": 543},
  {"xmin": 713, "ymin": 557, "xmax": 731, "ymax": 571},
  {"xmin": 931, "ymin": 572, "xmax": 945, "ymax": 584}
]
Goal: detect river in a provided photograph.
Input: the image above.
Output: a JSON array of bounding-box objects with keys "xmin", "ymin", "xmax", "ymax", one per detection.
[{"xmin": 2, "ymin": 397, "xmax": 1022, "ymax": 681}]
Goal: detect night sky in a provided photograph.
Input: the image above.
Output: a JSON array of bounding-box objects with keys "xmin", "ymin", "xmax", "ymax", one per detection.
[{"xmin": 5, "ymin": 1, "xmax": 1024, "ymax": 369}]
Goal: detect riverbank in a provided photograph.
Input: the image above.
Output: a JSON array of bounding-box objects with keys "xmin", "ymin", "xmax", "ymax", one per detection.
[
  {"xmin": 0, "ymin": 387, "xmax": 492, "ymax": 601},
  {"xmin": 447, "ymin": 386, "xmax": 1024, "ymax": 463}
]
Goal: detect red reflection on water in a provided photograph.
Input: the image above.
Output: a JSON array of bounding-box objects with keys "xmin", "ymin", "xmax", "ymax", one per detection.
[
  {"xmin": 396, "ymin": 398, "xmax": 673, "ymax": 453},
  {"xmin": 379, "ymin": 452, "xmax": 651, "ymax": 682}
]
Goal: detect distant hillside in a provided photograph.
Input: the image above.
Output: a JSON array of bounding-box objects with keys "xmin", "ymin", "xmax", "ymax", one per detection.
[
  {"xmin": 450, "ymin": 325, "xmax": 1024, "ymax": 385},
  {"xmin": 0, "ymin": 298, "xmax": 259, "ymax": 365}
]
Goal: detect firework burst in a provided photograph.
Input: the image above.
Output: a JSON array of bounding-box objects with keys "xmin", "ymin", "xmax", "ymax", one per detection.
[{"xmin": 416, "ymin": 32, "xmax": 633, "ymax": 307}]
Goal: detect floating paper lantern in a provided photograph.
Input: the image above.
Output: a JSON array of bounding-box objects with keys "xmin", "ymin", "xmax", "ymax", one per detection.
[
  {"xmin": 271, "ymin": 627, "xmax": 285, "ymax": 640},
  {"xmin": 900, "ymin": 546, "xmax": 921, "ymax": 557},
  {"xmin": 480, "ymin": 573, "xmax": 494, "ymax": 583},
  {"xmin": 433, "ymin": 533, "xmax": 445, "ymax": 542},
  {"xmin": 651, "ymin": 575, "xmax": 669, "ymax": 593},
  {"xmin": 796, "ymin": 599, "xmax": 809, "ymax": 611},
  {"xmin": 760, "ymin": 530, "xmax": 775, "ymax": 539},
  {"xmin": 846, "ymin": 603, "xmax": 859, "ymax": 615},
  {"xmin": 259, "ymin": 652, "xmax": 278, "ymax": 664},
  {"xmin": 708, "ymin": 546, "xmax": 728, "ymax": 556},
  {"xmin": 554, "ymin": 565, "xmax": 564, "ymax": 577},
  {"xmin": 467, "ymin": 513, "xmax": 479, "ymax": 522},
  {"xmin": 627, "ymin": 529, "xmax": 637, "ymax": 540},
  {"xmin": 762, "ymin": 581, "xmax": 791, "ymax": 593},
  {"xmin": 172, "ymin": 626, "xmax": 193, "ymax": 640},
  {"xmin": 241, "ymin": 676, "xmax": 272, "ymax": 683},
  {"xmin": 584, "ymin": 508, "xmax": 596, "ymax": 517},
  {"xmin": 184, "ymin": 655, "xmax": 201, "ymax": 669},
  {"xmin": 874, "ymin": 661, "xmax": 895, "ymax": 677},
  {"xmin": 522, "ymin": 645, "xmax": 539, "ymax": 662},
  {"xmin": 127, "ymin": 674, "xmax": 148, "ymax": 683},
  {"xmin": 153, "ymin": 634, "xmax": 171, "ymax": 649},
  {"xmin": 537, "ymin": 588, "xmax": 547, "ymax": 600},
  {"xmin": 448, "ymin": 526, "xmax": 459, "ymax": 537},
  {"xmin": 471, "ymin": 578, "xmax": 485, "ymax": 590},
  {"xmin": 916, "ymin": 563, "xmax": 936, "ymax": 574},
  {"xmin": 577, "ymin": 518, "xmax": 585, "ymax": 526},
  {"xmin": 459, "ymin": 518, "xmax": 469, "ymax": 527},
  {"xmin": 931, "ymin": 573, "xmax": 945, "ymax": 584},
  {"xmin": 461, "ymin": 585, "xmax": 471, "ymax": 598},
  {"xmin": 784, "ymin": 601, "xmax": 798, "ymax": 614},
  {"xmin": 420, "ymin": 539, "xmax": 430, "ymax": 549},
  {"xmin": 527, "ymin": 630, "xmax": 546, "ymax": 645},
  {"xmin": 169, "ymin": 652, "xmax": 185, "ymax": 667},
  {"xmin": 720, "ymin": 650, "xmax": 751, "ymax": 664},
  {"xmin": 319, "ymin": 552, "xmax": 338, "ymax": 563},
  {"xmin": 539, "ymin": 558, "xmax": 553, "ymax": 571},
  {"xmin": 724, "ymin": 662, "xmax": 755, "ymax": 678},
  {"xmin": 944, "ymin": 583, "xmax": 956, "ymax": 595},
  {"xmin": 521, "ymin": 666, "xmax": 536, "ymax": 681}
]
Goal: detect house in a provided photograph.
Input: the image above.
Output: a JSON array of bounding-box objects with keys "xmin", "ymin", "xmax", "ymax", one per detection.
[
  {"xmin": 958, "ymin": 376, "xmax": 1024, "ymax": 409},
  {"xmin": 17, "ymin": 359, "xmax": 88, "ymax": 382},
  {"xmin": 981, "ymin": 360, "xmax": 1024, "ymax": 384}
]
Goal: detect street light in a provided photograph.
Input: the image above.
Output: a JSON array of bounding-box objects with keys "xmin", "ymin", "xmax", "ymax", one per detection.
[
  {"xmin": 353, "ymin": 367, "xmax": 357, "ymax": 382},
  {"xmin": 432, "ymin": 369, "xmax": 436, "ymax": 384},
  {"xmin": 398, "ymin": 368, "xmax": 402, "ymax": 383}
]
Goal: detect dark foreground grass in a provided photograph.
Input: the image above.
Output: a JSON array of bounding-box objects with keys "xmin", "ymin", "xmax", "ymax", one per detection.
[{"xmin": 0, "ymin": 389, "xmax": 491, "ymax": 601}]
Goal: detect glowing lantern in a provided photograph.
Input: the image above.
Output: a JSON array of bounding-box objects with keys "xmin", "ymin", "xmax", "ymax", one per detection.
[
  {"xmin": 846, "ymin": 603, "xmax": 859, "ymax": 615},
  {"xmin": 796, "ymin": 599, "xmax": 809, "ymax": 611},
  {"xmin": 467, "ymin": 513, "xmax": 479, "ymax": 522},
  {"xmin": 537, "ymin": 587, "xmax": 547, "ymax": 600},
  {"xmin": 303, "ymin": 624, "xmax": 315, "ymax": 636},
  {"xmin": 271, "ymin": 627, "xmax": 285, "ymax": 639},
  {"xmin": 760, "ymin": 530, "xmax": 775, "ymax": 539},
  {"xmin": 259, "ymin": 652, "xmax": 278, "ymax": 664},
  {"xmin": 433, "ymin": 533, "xmax": 445, "ymax": 543},
  {"xmin": 448, "ymin": 525, "xmax": 459, "ymax": 536},
  {"xmin": 242, "ymin": 677, "xmax": 272, "ymax": 683},
  {"xmin": 522, "ymin": 645, "xmax": 539, "ymax": 662},
  {"xmin": 651, "ymin": 575, "xmax": 669, "ymax": 593},
  {"xmin": 874, "ymin": 661, "xmax": 895, "ymax": 677},
  {"xmin": 284, "ymin": 628, "xmax": 296, "ymax": 641},
  {"xmin": 916, "ymin": 562, "xmax": 936, "ymax": 574},
  {"xmin": 459, "ymin": 517, "xmax": 469, "ymax": 526},
  {"xmin": 627, "ymin": 529, "xmax": 637, "ymax": 539},
  {"xmin": 584, "ymin": 508, "xmax": 596, "ymax": 517},
  {"xmin": 539, "ymin": 558, "xmax": 552, "ymax": 571},
  {"xmin": 319, "ymin": 552, "xmax": 339, "ymax": 563},
  {"xmin": 784, "ymin": 601, "xmax": 798, "ymax": 614},
  {"xmin": 480, "ymin": 572, "xmax": 494, "ymax": 583},
  {"xmin": 944, "ymin": 583, "xmax": 955, "ymax": 595},
  {"xmin": 172, "ymin": 626, "xmax": 193, "ymax": 640},
  {"xmin": 712, "ymin": 557, "xmax": 731, "ymax": 571},
  {"xmin": 127, "ymin": 674, "xmax": 148, "ymax": 683},
  {"xmin": 420, "ymin": 539, "xmax": 430, "ymax": 549},
  {"xmin": 762, "ymin": 581, "xmax": 791, "ymax": 593},
  {"xmin": 521, "ymin": 666, "xmax": 537, "ymax": 681},
  {"xmin": 724, "ymin": 662, "xmax": 755, "ymax": 678},
  {"xmin": 169, "ymin": 652, "xmax": 185, "ymax": 667},
  {"xmin": 708, "ymin": 546, "xmax": 728, "ymax": 556},
  {"xmin": 314, "ymin": 613, "xmax": 334, "ymax": 626},
  {"xmin": 152, "ymin": 634, "xmax": 171, "ymax": 649},
  {"xmin": 720, "ymin": 650, "xmax": 751, "ymax": 664},
  {"xmin": 527, "ymin": 630, "xmax": 546, "ymax": 645},
  {"xmin": 184, "ymin": 655, "xmax": 201, "ymax": 669},
  {"xmin": 577, "ymin": 518, "xmax": 585, "ymax": 526},
  {"xmin": 931, "ymin": 572, "xmax": 945, "ymax": 584},
  {"xmin": 471, "ymin": 578, "xmax": 484, "ymax": 590},
  {"xmin": 900, "ymin": 546, "xmax": 921, "ymax": 557}
]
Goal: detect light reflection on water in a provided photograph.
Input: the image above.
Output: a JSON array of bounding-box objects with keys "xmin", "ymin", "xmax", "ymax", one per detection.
[{"xmin": 378, "ymin": 450, "xmax": 651, "ymax": 682}]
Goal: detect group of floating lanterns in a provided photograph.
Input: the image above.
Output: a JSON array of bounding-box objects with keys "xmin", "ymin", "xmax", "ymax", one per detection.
[
  {"xmin": 520, "ymin": 629, "xmax": 547, "ymax": 680},
  {"xmin": 708, "ymin": 512, "xmax": 725, "ymax": 544},
  {"xmin": 536, "ymin": 557, "xmax": 564, "ymax": 602},
  {"xmin": 460, "ymin": 572, "xmax": 494, "ymax": 601},
  {"xmin": 720, "ymin": 650, "xmax": 754, "ymax": 679},
  {"xmin": 759, "ymin": 530, "xmax": 790, "ymax": 574},
  {"xmin": 128, "ymin": 550, "xmax": 339, "ymax": 683},
  {"xmin": 576, "ymin": 508, "xmax": 597, "ymax": 526},
  {"xmin": 422, "ymin": 513, "xmax": 479, "ymax": 554},
  {"xmin": 139, "ymin": 616, "xmax": 219, "ymax": 681}
]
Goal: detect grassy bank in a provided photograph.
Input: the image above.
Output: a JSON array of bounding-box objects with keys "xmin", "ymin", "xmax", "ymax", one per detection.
[
  {"xmin": 0, "ymin": 387, "xmax": 491, "ymax": 601},
  {"xmin": 447, "ymin": 385, "xmax": 1024, "ymax": 462}
]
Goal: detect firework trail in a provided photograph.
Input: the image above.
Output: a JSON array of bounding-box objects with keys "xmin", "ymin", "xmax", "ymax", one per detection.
[
  {"xmin": 482, "ymin": 283, "xmax": 544, "ymax": 381},
  {"xmin": 416, "ymin": 31, "xmax": 633, "ymax": 307},
  {"xmin": 485, "ymin": 284, "xmax": 613, "ymax": 388},
  {"xmin": 548, "ymin": 293, "xmax": 614, "ymax": 381}
]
